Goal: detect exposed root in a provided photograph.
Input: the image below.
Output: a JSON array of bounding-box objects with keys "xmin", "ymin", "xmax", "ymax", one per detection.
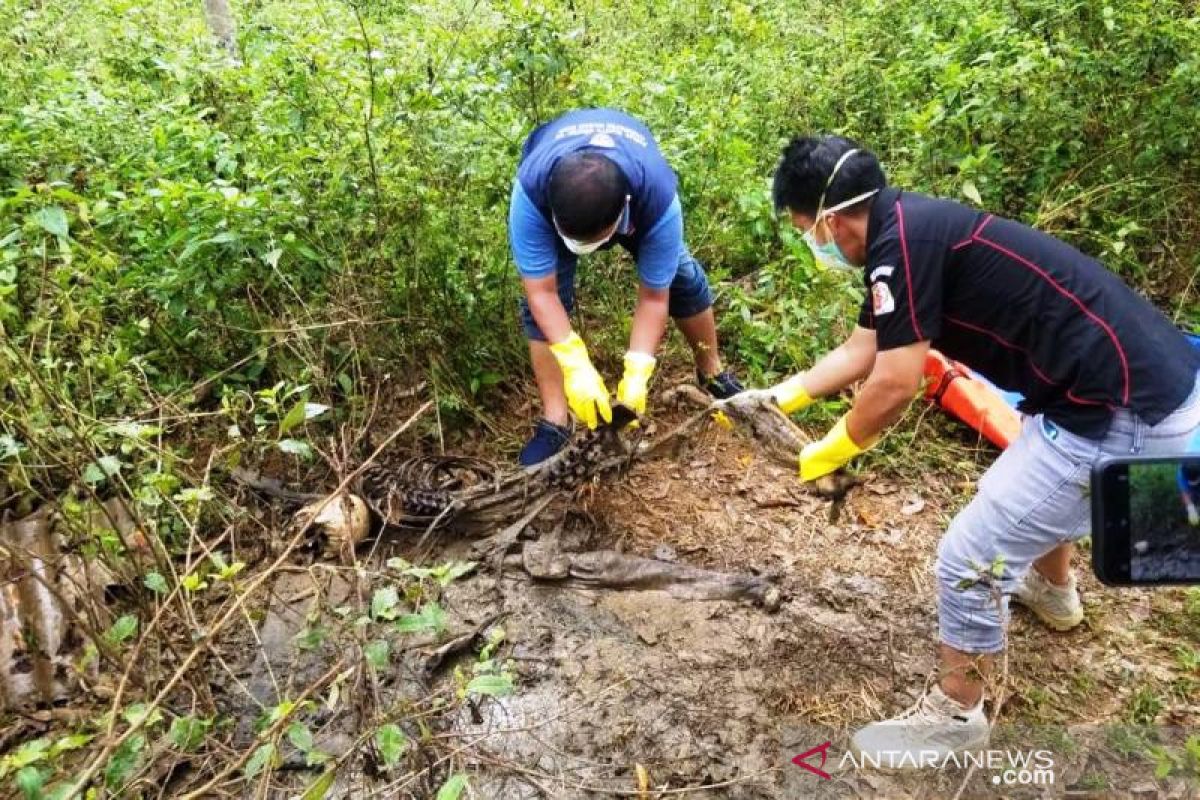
[{"xmin": 523, "ymin": 548, "xmax": 784, "ymax": 611}]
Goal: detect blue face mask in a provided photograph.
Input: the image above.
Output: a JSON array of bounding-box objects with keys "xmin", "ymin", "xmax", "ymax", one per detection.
[
  {"xmin": 802, "ymin": 148, "xmax": 880, "ymax": 272},
  {"xmin": 804, "ymin": 225, "xmax": 856, "ymax": 271}
]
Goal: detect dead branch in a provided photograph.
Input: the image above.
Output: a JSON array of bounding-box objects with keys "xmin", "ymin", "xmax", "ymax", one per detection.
[
  {"xmin": 64, "ymin": 401, "xmax": 434, "ymax": 798},
  {"xmin": 422, "ymin": 611, "xmax": 507, "ymax": 677}
]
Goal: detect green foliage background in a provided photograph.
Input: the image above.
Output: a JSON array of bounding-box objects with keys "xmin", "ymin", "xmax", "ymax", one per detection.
[
  {"xmin": 2, "ymin": 0, "xmax": 1198, "ymax": 476},
  {"xmin": 1130, "ymin": 462, "xmax": 1193, "ymax": 540},
  {"xmin": 2, "ymin": 2, "xmax": 1200, "ymax": 791}
]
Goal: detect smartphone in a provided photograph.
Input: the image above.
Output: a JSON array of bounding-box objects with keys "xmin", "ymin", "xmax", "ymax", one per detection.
[{"xmin": 1092, "ymin": 455, "xmax": 1200, "ymax": 585}]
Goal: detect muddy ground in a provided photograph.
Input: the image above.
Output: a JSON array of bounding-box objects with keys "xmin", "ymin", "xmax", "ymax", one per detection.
[{"xmin": 234, "ymin": 373, "xmax": 1199, "ymax": 799}]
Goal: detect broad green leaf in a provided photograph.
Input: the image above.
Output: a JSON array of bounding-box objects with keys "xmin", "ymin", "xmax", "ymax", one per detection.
[
  {"xmin": 168, "ymin": 716, "xmax": 211, "ymax": 751},
  {"xmin": 49, "ymin": 733, "xmax": 92, "ymax": 756},
  {"xmin": 394, "ymin": 613, "xmax": 430, "ymax": 633},
  {"xmin": 300, "ymin": 769, "xmax": 336, "ymax": 800},
  {"xmin": 105, "ymin": 614, "xmax": 138, "ymax": 645},
  {"xmin": 5, "ymin": 739, "xmax": 50, "ymax": 779},
  {"xmin": 32, "ymin": 206, "xmax": 69, "ymax": 238},
  {"xmin": 364, "ymin": 639, "xmax": 390, "ymax": 670},
  {"xmin": 962, "ymin": 180, "xmax": 982, "ymax": 206},
  {"xmin": 287, "ymin": 722, "xmax": 314, "ymax": 753},
  {"xmin": 990, "ymin": 556, "xmax": 1006, "ymax": 579},
  {"xmin": 435, "ymin": 561, "xmax": 477, "ymax": 587},
  {"xmin": 143, "ymin": 572, "xmax": 168, "ymax": 594},
  {"xmin": 243, "ymin": 743, "xmax": 276, "ymax": 779},
  {"xmin": 395, "ymin": 603, "xmax": 445, "ymax": 634},
  {"xmin": 265, "ymin": 700, "xmax": 297, "ymax": 726},
  {"xmin": 278, "ymin": 439, "xmax": 313, "ymax": 459},
  {"xmin": 104, "ymin": 734, "xmax": 145, "ymax": 790},
  {"xmin": 16, "ymin": 766, "xmax": 44, "ymax": 800},
  {"xmin": 295, "ymin": 623, "xmax": 327, "ymax": 650},
  {"xmin": 374, "ymin": 724, "xmax": 407, "ymax": 767},
  {"xmin": 182, "ymin": 573, "xmax": 208, "ymax": 592},
  {"xmin": 466, "ymin": 674, "xmax": 514, "ymax": 698},
  {"xmin": 371, "ymin": 586, "xmax": 399, "ymax": 621},
  {"xmin": 435, "ymin": 774, "xmax": 468, "ymax": 800},
  {"xmin": 422, "ymin": 603, "xmax": 446, "ymax": 633},
  {"xmin": 279, "ymin": 400, "xmax": 308, "ymax": 435},
  {"xmin": 123, "ymin": 703, "xmax": 162, "ymax": 728}
]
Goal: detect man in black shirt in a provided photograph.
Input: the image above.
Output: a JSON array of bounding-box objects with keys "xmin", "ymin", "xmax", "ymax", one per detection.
[{"xmin": 762, "ymin": 136, "xmax": 1200, "ymax": 763}]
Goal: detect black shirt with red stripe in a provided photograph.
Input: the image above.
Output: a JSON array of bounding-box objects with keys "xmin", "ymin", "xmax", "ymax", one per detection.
[{"xmin": 857, "ymin": 187, "xmax": 1200, "ymax": 438}]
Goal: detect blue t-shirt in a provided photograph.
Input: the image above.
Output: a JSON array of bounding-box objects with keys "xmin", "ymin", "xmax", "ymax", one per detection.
[{"xmin": 508, "ymin": 180, "xmax": 684, "ymax": 290}]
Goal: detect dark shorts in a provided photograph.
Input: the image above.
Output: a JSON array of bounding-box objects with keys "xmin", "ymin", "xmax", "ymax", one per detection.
[{"xmin": 519, "ymin": 250, "xmax": 715, "ymax": 342}]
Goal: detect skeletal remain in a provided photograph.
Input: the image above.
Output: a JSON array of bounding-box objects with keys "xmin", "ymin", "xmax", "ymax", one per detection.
[
  {"xmin": 253, "ymin": 382, "xmax": 854, "ymax": 535},
  {"xmin": 295, "ymin": 493, "xmax": 370, "ymax": 562}
]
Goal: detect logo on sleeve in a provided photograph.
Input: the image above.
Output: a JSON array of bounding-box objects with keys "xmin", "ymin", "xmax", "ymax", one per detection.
[
  {"xmin": 872, "ymin": 280, "xmax": 895, "ymax": 315},
  {"xmin": 869, "ymin": 265, "xmax": 896, "ymax": 315}
]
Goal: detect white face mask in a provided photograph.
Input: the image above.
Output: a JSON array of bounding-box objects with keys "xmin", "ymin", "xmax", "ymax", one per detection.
[
  {"xmin": 560, "ymin": 233, "xmax": 611, "ymax": 255},
  {"xmin": 556, "ymin": 195, "xmax": 629, "ymax": 255}
]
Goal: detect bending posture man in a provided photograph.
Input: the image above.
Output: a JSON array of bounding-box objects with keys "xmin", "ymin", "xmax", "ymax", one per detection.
[
  {"xmin": 509, "ymin": 108, "xmax": 742, "ymax": 465},
  {"xmin": 763, "ymin": 136, "xmax": 1200, "ymax": 761}
]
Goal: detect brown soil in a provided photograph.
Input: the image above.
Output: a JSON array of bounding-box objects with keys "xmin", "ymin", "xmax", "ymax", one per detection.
[{"xmin": 241, "ymin": 365, "xmax": 1200, "ymax": 799}]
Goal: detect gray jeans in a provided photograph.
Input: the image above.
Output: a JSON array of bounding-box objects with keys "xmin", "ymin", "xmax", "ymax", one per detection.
[{"xmin": 936, "ymin": 375, "xmax": 1200, "ymax": 653}]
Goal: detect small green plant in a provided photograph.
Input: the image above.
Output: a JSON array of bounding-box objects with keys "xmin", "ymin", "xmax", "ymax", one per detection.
[
  {"xmin": 1126, "ymin": 686, "xmax": 1165, "ymax": 725},
  {"xmin": 1106, "ymin": 724, "xmax": 1155, "ymax": 760}
]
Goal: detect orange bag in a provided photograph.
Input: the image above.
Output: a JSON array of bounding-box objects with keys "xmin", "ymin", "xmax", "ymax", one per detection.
[{"xmin": 923, "ymin": 350, "xmax": 1022, "ymax": 449}]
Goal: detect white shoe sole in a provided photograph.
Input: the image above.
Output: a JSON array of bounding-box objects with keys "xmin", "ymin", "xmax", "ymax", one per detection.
[{"xmin": 1013, "ymin": 595, "xmax": 1083, "ymax": 631}]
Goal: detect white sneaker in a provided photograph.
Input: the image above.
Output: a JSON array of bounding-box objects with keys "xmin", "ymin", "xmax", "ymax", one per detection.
[
  {"xmin": 850, "ymin": 685, "xmax": 990, "ymax": 769},
  {"xmin": 1013, "ymin": 568, "xmax": 1083, "ymax": 631}
]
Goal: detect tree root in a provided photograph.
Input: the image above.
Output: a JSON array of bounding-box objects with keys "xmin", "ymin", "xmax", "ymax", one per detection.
[{"xmin": 519, "ymin": 547, "xmax": 783, "ymax": 611}]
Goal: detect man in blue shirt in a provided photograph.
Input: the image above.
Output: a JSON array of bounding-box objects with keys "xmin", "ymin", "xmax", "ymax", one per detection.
[{"xmin": 510, "ymin": 108, "xmax": 742, "ymax": 465}]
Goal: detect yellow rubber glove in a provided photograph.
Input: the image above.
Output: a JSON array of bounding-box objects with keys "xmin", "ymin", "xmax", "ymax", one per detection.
[
  {"xmin": 549, "ymin": 332, "xmax": 612, "ymax": 430},
  {"xmin": 616, "ymin": 351, "xmax": 657, "ymax": 417},
  {"xmin": 799, "ymin": 413, "xmax": 879, "ymax": 481},
  {"xmin": 771, "ymin": 373, "xmax": 814, "ymax": 414}
]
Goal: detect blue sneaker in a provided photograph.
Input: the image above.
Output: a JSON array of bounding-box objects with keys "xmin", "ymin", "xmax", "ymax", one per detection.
[
  {"xmin": 699, "ymin": 370, "xmax": 744, "ymax": 400},
  {"xmin": 519, "ymin": 419, "xmax": 573, "ymax": 467}
]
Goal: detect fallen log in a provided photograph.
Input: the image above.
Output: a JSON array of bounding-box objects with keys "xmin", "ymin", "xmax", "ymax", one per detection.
[{"xmin": 1, "ymin": 507, "xmax": 115, "ymax": 710}]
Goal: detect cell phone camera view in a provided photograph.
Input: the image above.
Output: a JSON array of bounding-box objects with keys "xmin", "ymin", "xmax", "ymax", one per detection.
[
  {"xmin": 1093, "ymin": 455, "xmax": 1200, "ymax": 585},
  {"xmin": 1130, "ymin": 459, "xmax": 1200, "ymax": 581}
]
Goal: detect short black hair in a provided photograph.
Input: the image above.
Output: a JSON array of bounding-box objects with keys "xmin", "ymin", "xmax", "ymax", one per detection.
[
  {"xmin": 547, "ymin": 152, "xmax": 629, "ymax": 239},
  {"xmin": 771, "ymin": 135, "xmax": 886, "ymax": 216}
]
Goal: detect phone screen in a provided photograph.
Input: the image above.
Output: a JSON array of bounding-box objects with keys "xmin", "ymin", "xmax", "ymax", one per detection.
[{"xmin": 1123, "ymin": 459, "xmax": 1200, "ymax": 582}]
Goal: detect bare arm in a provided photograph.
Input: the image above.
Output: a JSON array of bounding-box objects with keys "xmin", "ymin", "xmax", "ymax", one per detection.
[
  {"xmin": 629, "ymin": 284, "xmax": 670, "ymax": 355},
  {"xmin": 803, "ymin": 325, "xmax": 878, "ymax": 397},
  {"xmin": 845, "ymin": 339, "xmax": 929, "ymax": 445},
  {"xmin": 523, "ymin": 275, "xmax": 572, "ymax": 344}
]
